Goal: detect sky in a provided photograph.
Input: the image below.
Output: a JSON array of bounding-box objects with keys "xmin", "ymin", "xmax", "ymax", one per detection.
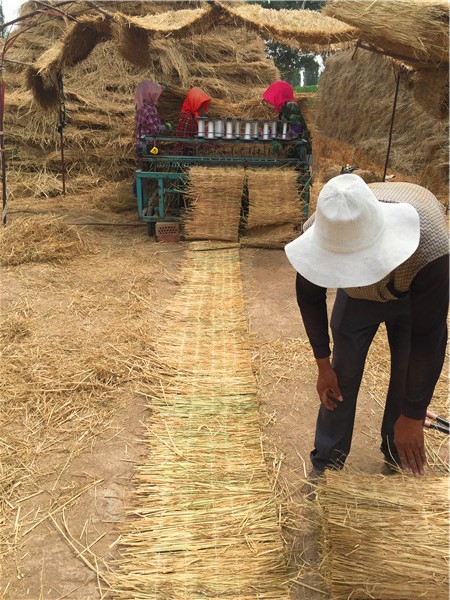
[{"xmin": 2, "ymin": 0, "xmax": 22, "ymax": 24}]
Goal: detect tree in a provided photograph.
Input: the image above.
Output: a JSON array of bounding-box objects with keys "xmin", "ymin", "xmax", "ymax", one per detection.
[
  {"xmin": 0, "ymin": 3, "xmax": 5, "ymax": 38},
  {"xmin": 246, "ymin": 1, "xmax": 325, "ymax": 10},
  {"xmin": 246, "ymin": 0, "xmax": 326, "ymax": 87}
]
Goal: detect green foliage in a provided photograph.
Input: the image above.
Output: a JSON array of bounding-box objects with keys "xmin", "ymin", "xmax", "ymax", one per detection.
[
  {"xmin": 0, "ymin": 3, "xmax": 5, "ymax": 37},
  {"xmin": 294, "ymin": 85, "xmax": 318, "ymax": 93},
  {"xmin": 246, "ymin": 0, "xmax": 326, "ymax": 10},
  {"xmin": 265, "ymin": 42, "xmax": 320, "ymax": 86},
  {"xmin": 246, "ymin": 0, "xmax": 325, "ymax": 86}
]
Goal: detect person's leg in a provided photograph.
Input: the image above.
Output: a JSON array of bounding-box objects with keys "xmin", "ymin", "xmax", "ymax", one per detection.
[
  {"xmin": 310, "ymin": 291, "xmax": 379, "ymax": 472},
  {"xmin": 380, "ymin": 310, "xmax": 412, "ymax": 465}
]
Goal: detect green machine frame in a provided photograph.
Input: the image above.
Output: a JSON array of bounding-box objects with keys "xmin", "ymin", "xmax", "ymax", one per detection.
[{"xmin": 135, "ymin": 135, "xmax": 311, "ymax": 236}]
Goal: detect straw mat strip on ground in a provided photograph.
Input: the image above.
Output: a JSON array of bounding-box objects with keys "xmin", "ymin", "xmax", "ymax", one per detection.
[
  {"xmin": 111, "ymin": 241, "xmax": 289, "ymax": 599},
  {"xmin": 317, "ymin": 470, "xmax": 449, "ymax": 599}
]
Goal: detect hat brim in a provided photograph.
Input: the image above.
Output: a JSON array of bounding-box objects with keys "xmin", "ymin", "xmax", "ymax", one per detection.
[{"xmin": 285, "ymin": 202, "xmax": 420, "ymax": 288}]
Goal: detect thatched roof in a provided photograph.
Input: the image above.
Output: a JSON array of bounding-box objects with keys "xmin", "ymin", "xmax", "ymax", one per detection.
[
  {"xmin": 324, "ymin": 0, "xmax": 449, "ymax": 69},
  {"xmin": 23, "ymin": 0, "xmax": 449, "ymax": 109},
  {"xmin": 24, "ymin": 0, "xmax": 357, "ymax": 108}
]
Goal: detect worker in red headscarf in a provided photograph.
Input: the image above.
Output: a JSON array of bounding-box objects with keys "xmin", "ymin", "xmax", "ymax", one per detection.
[
  {"xmin": 174, "ymin": 86, "xmax": 211, "ymax": 155},
  {"xmin": 262, "ymin": 80, "xmax": 312, "ymax": 155}
]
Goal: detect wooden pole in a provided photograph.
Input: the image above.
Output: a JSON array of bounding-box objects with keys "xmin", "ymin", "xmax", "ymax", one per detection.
[
  {"xmin": 57, "ymin": 72, "xmax": 66, "ymax": 195},
  {"xmin": 1, "ymin": 63, "xmax": 7, "ymax": 225},
  {"xmin": 383, "ymin": 68, "xmax": 401, "ymax": 182}
]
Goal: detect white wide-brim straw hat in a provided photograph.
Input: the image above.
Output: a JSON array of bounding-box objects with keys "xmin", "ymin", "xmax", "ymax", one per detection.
[{"xmin": 285, "ymin": 174, "xmax": 421, "ymax": 288}]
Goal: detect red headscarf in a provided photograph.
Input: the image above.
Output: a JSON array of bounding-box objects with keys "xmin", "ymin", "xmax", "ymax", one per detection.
[
  {"xmin": 180, "ymin": 87, "xmax": 211, "ymax": 116},
  {"xmin": 134, "ymin": 80, "xmax": 163, "ymax": 110},
  {"xmin": 262, "ymin": 80, "xmax": 295, "ymax": 113}
]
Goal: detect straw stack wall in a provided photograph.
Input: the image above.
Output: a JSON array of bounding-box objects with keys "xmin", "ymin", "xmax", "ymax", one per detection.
[
  {"xmin": 317, "ymin": 471, "xmax": 449, "ymax": 600},
  {"xmin": 316, "ymin": 48, "xmax": 449, "ymax": 202},
  {"xmin": 4, "ymin": 5, "xmax": 279, "ymax": 190}
]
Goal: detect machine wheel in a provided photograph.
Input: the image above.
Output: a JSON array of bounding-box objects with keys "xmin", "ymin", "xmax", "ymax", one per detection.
[{"xmin": 147, "ymin": 221, "xmax": 156, "ymax": 237}]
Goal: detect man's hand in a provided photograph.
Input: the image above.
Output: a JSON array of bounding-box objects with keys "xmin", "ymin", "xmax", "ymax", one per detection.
[
  {"xmin": 394, "ymin": 415, "xmax": 427, "ymax": 477},
  {"xmin": 316, "ymin": 358, "xmax": 343, "ymax": 411}
]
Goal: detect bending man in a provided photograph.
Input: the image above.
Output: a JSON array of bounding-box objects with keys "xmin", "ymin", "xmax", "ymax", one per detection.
[{"xmin": 285, "ymin": 174, "xmax": 449, "ymax": 477}]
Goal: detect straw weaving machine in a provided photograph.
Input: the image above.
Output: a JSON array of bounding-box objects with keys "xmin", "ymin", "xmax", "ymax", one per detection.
[{"xmin": 135, "ymin": 117, "xmax": 312, "ymax": 236}]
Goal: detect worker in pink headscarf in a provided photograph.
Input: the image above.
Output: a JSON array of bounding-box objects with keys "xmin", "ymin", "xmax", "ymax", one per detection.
[
  {"xmin": 134, "ymin": 80, "xmax": 170, "ymax": 153},
  {"xmin": 262, "ymin": 80, "xmax": 311, "ymax": 154},
  {"xmin": 174, "ymin": 86, "xmax": 211, "ymax": 155}
]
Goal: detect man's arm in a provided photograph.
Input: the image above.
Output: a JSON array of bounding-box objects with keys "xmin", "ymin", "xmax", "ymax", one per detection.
[
  {"xmin": 296, "ymin": 273, "xmax": 343, "ymax": 410},
  {"xmin": 295, "ymin": 272, "xmax": 330, "ymax": 359},
  {"xmin": 394, "ymin": 254, "xmax": 449, "ymax": 476},
  {"xmin": 404, "ymin": 254, "xmax": 449, "ymax": 417}
]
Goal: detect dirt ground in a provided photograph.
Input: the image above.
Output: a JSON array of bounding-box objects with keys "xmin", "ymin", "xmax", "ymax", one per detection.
[{"xmin": 0, "ymin": 186, "xmax": 447, "ymax": 600}]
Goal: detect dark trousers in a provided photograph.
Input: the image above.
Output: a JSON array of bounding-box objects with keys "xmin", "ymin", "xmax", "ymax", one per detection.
[{"xmin": 310, "ymin": 289, "xmax": 412, "ymax": 471}]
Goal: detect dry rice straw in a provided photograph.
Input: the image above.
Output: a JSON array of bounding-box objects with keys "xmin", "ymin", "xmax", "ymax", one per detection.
[{"xmin": 111, "ymin": 241, "xmax": 290, "ymax": 599}]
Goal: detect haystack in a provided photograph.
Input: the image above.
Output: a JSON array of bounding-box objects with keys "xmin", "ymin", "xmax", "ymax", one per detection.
[
  {"xmin": 0, "ymin": 215, "xmax": 90, "ymax": 265},
  {"xmin": 3, "ymin": 1, "xmax": 280, "ymax": 193},
  {"xmin": 317, "ymin": 471, "xmax": 449, "ymax": 600}
]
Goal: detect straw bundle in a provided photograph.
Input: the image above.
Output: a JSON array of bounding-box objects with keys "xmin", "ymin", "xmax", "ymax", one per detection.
[
  {"xmin": 0, "ymin": 215, "xmax": 90, "ymax": 266},
  {"xmin": 184, "ymin": 167, "xmax": 245, "ymax": 242},
  {"xmin": 325, "ymin": 0, "xmax": 449, "ymax": 67},
  {"xmin": 111, "ymin": 13, "xmax": 151, "ymax": 67},
  {"xmin": 111, "ymin": 241, "xmax": 289, "ymax": 598},
  {"xmin": 317, "ymin": 471, "xmax": 449, "ymax": 599},
  {"xmin": 119, "ymin": 5, "xmax": 217, "ymax": 38},
  {"xmin": 59, "ymin": 17, "xmax": 112, "ymax": 67},
  {"xmin": 217, "ymin": 1, "xmax": 357, "ymax": 52}
]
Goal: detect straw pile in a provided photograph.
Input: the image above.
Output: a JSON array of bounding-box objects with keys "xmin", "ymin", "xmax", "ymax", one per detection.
[
  {"xmin": 183, "ymin": 167, "xmax": 245, "ymax": 242},
  {"xmin": 21, "ymin": 0, "xmax": 357, "ymax": 109},
  {"xmin": 317, "ymin": 471, "xmax": 449, "ymax": 599},
  {"xmin": 316, "ymin": 48, "xmax": 449, "ymax": 203},
  {"xmin": 324, "ymin": 0, "xmax": 449, "ymax": 68},
  {"xmin": 0, "ymin": 215, "xmax": 91, "ymax": 265},
  {"xmin": 4, "ymin": 1, "xmax": 279, "ymax": 189},
  {"xmin": 111, "ymin": 241, "xmax": 289, "ymax": 598}
]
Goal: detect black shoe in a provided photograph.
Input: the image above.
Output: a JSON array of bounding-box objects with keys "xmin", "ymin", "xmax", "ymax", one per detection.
[
  {"xmin": 382, "ymin": 457, "xmax": 401, "ymax": 475},
  {"xmin": 303, "ymin": 467, "xmax": 325, "ymax": 500}
]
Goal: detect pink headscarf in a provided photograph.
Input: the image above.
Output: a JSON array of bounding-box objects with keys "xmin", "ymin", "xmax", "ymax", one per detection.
[
  {"xmin": 134, "ymin": 80, "xmax": 164, "ymax": 110},
  {"xmin": 262, "ymin": 80, "xmax": 295, "ymax": 113}
]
